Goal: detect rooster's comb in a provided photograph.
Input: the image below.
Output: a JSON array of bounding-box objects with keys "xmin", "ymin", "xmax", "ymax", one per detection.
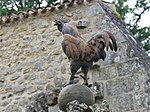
[{"xmin": 54, "ymin": 16, "xmax": 70, "ymax": 23}]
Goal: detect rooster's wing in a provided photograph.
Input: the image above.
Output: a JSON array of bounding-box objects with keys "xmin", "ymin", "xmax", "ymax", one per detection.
[{"xmin": 62, "ymin": 34, "xmax": 80, "ymax": 60}]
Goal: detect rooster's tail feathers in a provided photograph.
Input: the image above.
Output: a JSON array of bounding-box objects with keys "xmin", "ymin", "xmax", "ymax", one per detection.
[
  {"xmin": 104, "ymin": 31, "xmax": 117, "ymax": 51},
  {"xmin": 92, "ymin": 31, "xmax": 117, "ymax": 52}
]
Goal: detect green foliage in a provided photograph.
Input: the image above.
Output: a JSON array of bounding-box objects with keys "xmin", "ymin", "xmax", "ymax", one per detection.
[
  {"xmin": 113, "ymin": 0, "xmax": 150, "ymax": 54},
  {"xmin": 47, "ymin": 0, "xmax": 57, "ymax": 4},
  {"xmin": 0, "ymin": 0, "xmax": 57, "ymax": 15}
]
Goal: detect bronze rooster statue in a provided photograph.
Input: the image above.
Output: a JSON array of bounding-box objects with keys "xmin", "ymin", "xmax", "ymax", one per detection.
[{"xmin": 54, "ymin": 17, "xmax": 117, "ymax": 86}]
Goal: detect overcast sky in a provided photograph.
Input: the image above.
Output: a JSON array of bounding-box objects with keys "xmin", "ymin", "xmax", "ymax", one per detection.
[{"xmin": 105, "ymin": 0, "xmax": 150, "ymax": 27}]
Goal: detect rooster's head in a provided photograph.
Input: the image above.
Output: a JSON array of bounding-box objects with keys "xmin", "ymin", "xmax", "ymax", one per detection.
[{"xmin": 54, "ymin": 16, "xmax": 69, "ymax": 32}]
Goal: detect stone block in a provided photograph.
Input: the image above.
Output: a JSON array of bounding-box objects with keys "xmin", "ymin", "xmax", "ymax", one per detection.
[
  {"xmin": 32, "ymin": 79, "xmax": 47, "ymax": 86},
  {"xmin": 113, "ymin": 30, "xmax": 127, "ymax": 43},
  {"xmin": 18, "ymin": 99, "xmax": 28, "ymax": 107},
  {"xmin": 93, "ymin": 15, "xmax": 111, "ymax": 30},
  {"xmin": 13, "ymin": 85, "xmax": 25, "ymax": 95},
  {"xmin": 0, "ymin": 67, "xmax": 8, "ymax": 75},
  {"xmin": 24, "ymin": 73, "xmax": 37, "ymax": 81},
  {"xmin": 33, "ymin": 58, "xmax": 47, "ymax": 71},
  {"xmin": 1, "ymin": 100, "xmax": 10, "ymax": 107},
  {"xmin": 133, "ymin": 91, "xmax": 150, "ymax": 109},
  {"xmin": 60, "ymin": 65, "xmax": 66, "ymax": 74},
  {"xmin": 72, "ymin": 13, "xmax": 82, "ymax": 21},
  {"xmin": 5, "ymin": 105, "xmax": 22, "ymax": 112},
  {"xmin": 91, "ymin": 69, "xmax": 100, "ymax": 82},
  {"xmin": 144, "ymin": 72, "xmax": 150, "ymax": 93},
  {"xmin": 98, "ymin": 65, "xmax": 118, "ymax": 80},
  {"xmin": 106, "ymin": 74, "xmax": 140, "ymax": 96},
  {"xmin": 117, "ymin": 59, "xmax": 140, "ymax": 76},
  {"xmin": 46, "ymin": 68, "xmax": 56, "ymax": 79},
  {"xmin": 116, "ymin": 41, "xmax": 131, "ymax": 62},
  {"xmin": 17, "ymin": 78, "xmax": 24, "ymax": 85},
  {"xmin": 27, "ymin": 86, "xmax": 38, "ymax": 95},
  {"xmin": 65, "ymin": 12, "xmax": 73, "ymax": 17},
  {"xmin": 48, "ymin": 105, "xmax": 59, "ymax": 112},
  {"xmin": 53, "ymin": 76, "xmax": 66, "ymax": 87},
  {"xmin": 0, "ymin": 75, "xmax": 5, "ymax": 83},
  {"xmin": 108, "ymin": 94, "xmax": 134, "ymax": 112},
  {"xmin": 84, "ymin": 4, "xmax": 104, "ymax": 17},
  {"xmin": 10, "ymin": 72, "xmax": 20, "ymax": 81},
  {"xmin": 143, "ymin": 108, "xmax": 150, "ymax": 112},
  {"xmin": 91, "ymin": 65, "xmax": 118, "ymax": 81}
]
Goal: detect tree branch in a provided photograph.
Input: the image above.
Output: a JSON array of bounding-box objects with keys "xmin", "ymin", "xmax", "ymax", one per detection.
[
  {"xmin": 1, "ymin": 1, "xmax": 8, "ymax": 8},
  {"xmin": 134, "ymin": 6, "xmax": 150, "ymax": 25},
  {"xmin": 12, "ymin": 0, "xmax": 19, "ymax": 11}
]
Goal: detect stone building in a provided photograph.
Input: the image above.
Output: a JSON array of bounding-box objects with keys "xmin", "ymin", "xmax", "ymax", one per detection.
[{"xmin": 0, "ymin": 0, "xmax": 150, "ymax": 112}]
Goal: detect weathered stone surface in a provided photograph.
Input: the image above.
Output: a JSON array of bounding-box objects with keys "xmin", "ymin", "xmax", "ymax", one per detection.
[
  {"xmin": 0, "ymin": 75, "xmax": 5, "ymax": 83},
  {"xmin": 1, "ymin": 100, "xmax": 10, "ymax": 107},
  {"xmin": 5, "ymin": 105, "xmax": 22, "ymax": 112},
  {"xmin": 144, "ymin": 72, "xmax": 150, "ymax": 93},
  {"xmin": 48, "ymin": 105, "xmax": 59, "ymax": 112},
  {"xmin": 84, "ymin": 4, "xmax": 104, "ymax": 17},
  {"xmin": 24, "ymin": 73, "xmax": 37, "ymax": 81},
  {"xmin": 65, "ymin": 12, "xmax": 73, "ymax": 17},
  {"xmin": 94, "ymin": 65, "xmax": 118, "ymax": 81},
  {"xmin": 60, "ymin": 65, "xmax": 66, "ymax": 74},
  {"xmin": 143, "ymin": 108, "xmax": 150, "ymax": 112},
  {"xmin": 46, "ymin": 68, "xmax": 56, "ymax": 79},
  {"xmin": 26, "ymin": 92, "xmax": 48, "ymax": 112},
  {"xmin": 26, "ymin": 89, "xmax": 60, "ymax": 112},
  {"xmin": 66, "ymin": 100, "xmax": 93, "ymax": 112},
  {"xmin": 117, "ymin": 59, "xmax": 140, "ymax": 76},
  {"xmin": 106, "ymin": 74, "xmax": 140, "ymax": 96},
  {"xmin": 66, "ymin": 100, "xmax": 112, "ymax": 112},
  {"xmin": 0, "ymin": 67, "xmax": 8, "ymax": 75},
  {"xmin": 18, "ymin": 99, "xmax": 28, "ymax": 107},
  {"xmin": 133, "ymin": 91, "xmax": 150, "ymax": 109},
  {"xmin": 26, "ymin": 86, "xmax": 38, "ymax": 95},
  {"xmin": 33, "ymin": 58, "xmax": 47, "ymax": 71},
  {"xmin": 53, "ymin": 76, "xmax": 66, "ymax": 87},
  {"xmin": 13, "ymin": 85, "xmax": 25, "ymax": 95},
  {"xmin": 108, "ymin": 94, "xmax": 134, "ymax": 112},
  {"xmin": 10, "ymin": 73, "xmax": 20, "ymax": 81},
  {"xmin": 17, "ymin": 78, "xmax": 24, "ymax": 85},
  {"xmin": 93, "ymin": 15, "xmax": 109, "ymax": 30}
]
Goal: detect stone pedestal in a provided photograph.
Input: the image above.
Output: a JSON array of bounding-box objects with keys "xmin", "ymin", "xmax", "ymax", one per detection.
[{"xmin": 58, "ymin": 84, "xmax": 95, "ymax": 111}]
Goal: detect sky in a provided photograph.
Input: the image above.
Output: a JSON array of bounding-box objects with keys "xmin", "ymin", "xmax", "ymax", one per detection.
[{"xmin": 105, "ymin": 0, "xmax": 150, "ymax": 27}]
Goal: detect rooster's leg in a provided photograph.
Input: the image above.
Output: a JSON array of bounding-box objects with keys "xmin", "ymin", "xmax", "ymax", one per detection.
[
  {"xmin": 81, "ymin": 67, "xmax": 89, "ymax": 86},
  {"xmin": 68, "ymin": 62, "xmax": 80, "ymax": 85}
]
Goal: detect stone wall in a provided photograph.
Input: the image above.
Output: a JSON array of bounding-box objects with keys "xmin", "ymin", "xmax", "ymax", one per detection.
[{"xmin": 0, "ymin": 0, "xmax": 150, "ymax": 112}]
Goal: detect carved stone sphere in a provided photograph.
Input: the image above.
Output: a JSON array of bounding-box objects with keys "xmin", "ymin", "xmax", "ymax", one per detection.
[{"xmin": 58, "ymin": 84, "xmax": 95, "ymax": 111}]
